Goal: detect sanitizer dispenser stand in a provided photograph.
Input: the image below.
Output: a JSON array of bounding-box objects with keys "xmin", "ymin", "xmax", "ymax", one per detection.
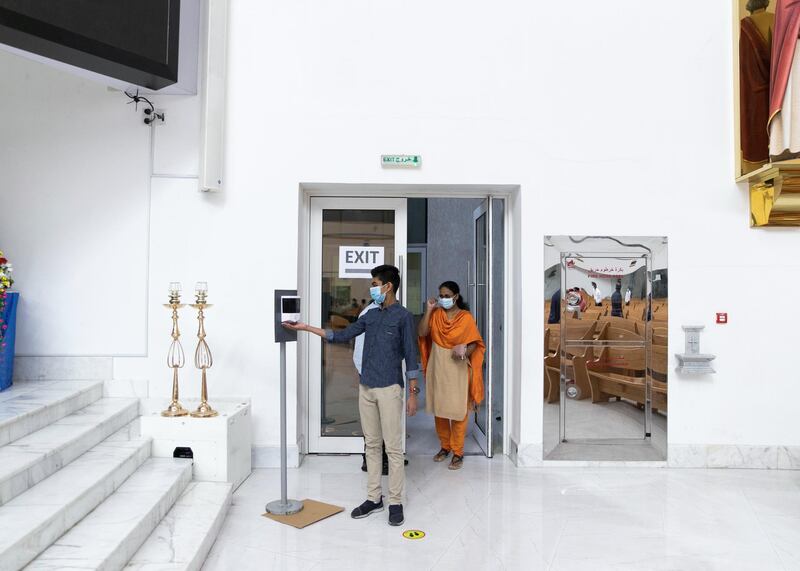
[{"xmin": 265, "ymin": 289, "xmax": 304, "ymax": 516}]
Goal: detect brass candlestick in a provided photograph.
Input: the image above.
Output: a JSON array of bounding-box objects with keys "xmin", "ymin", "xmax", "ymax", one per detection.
[
  {"xmin": 162, "ymin": 283, "xmax": 188, "ymax": 417},
  {"xmin": 190, "ymin": 282, "xmax": 218, "ymax": 418}
]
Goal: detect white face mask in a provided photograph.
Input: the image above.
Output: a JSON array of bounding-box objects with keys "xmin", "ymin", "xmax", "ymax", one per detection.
[{"xmin": 439, "ymin": 297, "xmax": 455, "ymax": 310}]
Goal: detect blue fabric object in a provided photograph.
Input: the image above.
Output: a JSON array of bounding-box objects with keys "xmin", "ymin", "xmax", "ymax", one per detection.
[
  {"xmin": 0, "ymin": 292, "xmax": 19, "ymax": 391},
  {"xmin": 325, "ymin": 302, "xmax": 420, "ymax": 389}
]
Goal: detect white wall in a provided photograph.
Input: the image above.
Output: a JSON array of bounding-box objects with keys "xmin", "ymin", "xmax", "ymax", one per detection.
[
  {"xmin": 0, "ymin": 52, "xmax": 152, "ymax": 356},
  {"xmin": 2, "ymin": 0, "xmax": 797, "ymax": 465}
]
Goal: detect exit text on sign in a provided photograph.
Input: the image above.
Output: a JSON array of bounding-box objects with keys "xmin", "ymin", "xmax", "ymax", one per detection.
[{"xmin": 339, "ymin": 246, "xmax": 385, "ymax": 279}]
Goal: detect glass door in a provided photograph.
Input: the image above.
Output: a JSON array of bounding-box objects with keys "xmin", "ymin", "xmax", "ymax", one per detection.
[
  {"xmin": 308, "ymin": 197, "xmax": 407, "ymax": 453},
  {"xmin": 468, "ymin": 199, "xmax": 494, "ymax": 458}
]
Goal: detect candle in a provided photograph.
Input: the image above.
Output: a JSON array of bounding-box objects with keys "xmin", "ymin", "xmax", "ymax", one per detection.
[
  {"xmin": 169, "ymin": 282, "xmax": 181, "ymax": 295},
  {"xmin": 195, "ymin": 281, "xmax": 208, "ymax": 295}
]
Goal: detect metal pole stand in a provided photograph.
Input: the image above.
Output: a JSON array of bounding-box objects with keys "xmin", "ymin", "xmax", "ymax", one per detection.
[{"xmin": 265, "ymin": 341, "xmax": 303, "ymax": 515}]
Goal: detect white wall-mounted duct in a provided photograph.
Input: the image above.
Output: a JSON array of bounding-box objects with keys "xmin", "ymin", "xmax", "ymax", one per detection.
[{"xmin": 198, "ymin": 0, "xmax": 228, "ymax": 193}]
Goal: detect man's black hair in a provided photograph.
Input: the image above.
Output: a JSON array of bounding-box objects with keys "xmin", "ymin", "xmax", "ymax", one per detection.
[{"xmin": 371, "ymin": 264, "xmax": 401, "ymax": 294}]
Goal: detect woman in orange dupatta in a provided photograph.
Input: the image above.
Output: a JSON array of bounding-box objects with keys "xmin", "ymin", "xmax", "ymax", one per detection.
[{"xmin": 418, "ymin": 281, "xmax": 485, "ymax": 470}]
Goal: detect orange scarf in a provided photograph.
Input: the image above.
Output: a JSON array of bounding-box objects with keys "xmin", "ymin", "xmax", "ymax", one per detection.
[{"xmin": 419, "ymin": 308, "xmax": 486, "ymax": 405}]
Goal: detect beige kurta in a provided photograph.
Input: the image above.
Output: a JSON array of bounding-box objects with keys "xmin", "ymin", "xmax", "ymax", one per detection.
[{"xmin": 425, "ymin": 342, "xmax": 469, "ymax": 421}]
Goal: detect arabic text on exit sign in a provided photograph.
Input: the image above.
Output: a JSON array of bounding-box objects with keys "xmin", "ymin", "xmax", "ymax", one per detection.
[{"xmin": 381, "ymin": 155, "xmax": 421, "ymax": 168}]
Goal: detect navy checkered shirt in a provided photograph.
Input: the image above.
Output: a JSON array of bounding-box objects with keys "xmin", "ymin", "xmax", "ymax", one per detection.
[{"xmin": 325, "ymin": 302, "xmax": 420, "ymax": 388}]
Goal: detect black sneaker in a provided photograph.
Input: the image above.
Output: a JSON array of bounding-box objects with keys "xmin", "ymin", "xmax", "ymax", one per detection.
[
  {"xmin": 351, "ymin": 498, "xmax": 384, "ymax": 519},
  {"xmin": 388, "ymin": 504, "xmax": 404, "ymax": 526}
]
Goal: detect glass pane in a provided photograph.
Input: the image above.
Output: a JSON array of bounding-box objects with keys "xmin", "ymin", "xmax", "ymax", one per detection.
[
  {"xmin": 320, "ymin": 209, "xmax": 395, "ymax": 437},
  {"xmin": 474, "ymin": 211, "xmax": 488, "ymax": 434}
]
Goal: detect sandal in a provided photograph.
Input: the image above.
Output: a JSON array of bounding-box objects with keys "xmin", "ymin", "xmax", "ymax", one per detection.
[
  {"xmin": 448, "ymin": 454, "xmax": 464, "ymax": 470},
  {"xmin": 433, "ymin": 448, "xmax": 451, "ymax": 462}
]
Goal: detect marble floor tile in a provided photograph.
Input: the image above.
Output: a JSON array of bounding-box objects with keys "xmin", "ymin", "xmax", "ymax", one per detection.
[
  {"xmin": 757, "ymin": 514, "xmax": 800, "ymax": 570},
  {"xmin": 203, "ymin": 457, "xmax": 798, "ymax": 571}
]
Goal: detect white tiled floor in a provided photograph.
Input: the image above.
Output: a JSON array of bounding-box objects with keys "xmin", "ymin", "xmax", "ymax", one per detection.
[{"xmin": 203, "ymin": 456, "xmax": 800, "ymax": 570}]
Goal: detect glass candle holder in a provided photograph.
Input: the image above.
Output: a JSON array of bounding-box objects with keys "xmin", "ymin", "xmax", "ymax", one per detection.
[
  {"xmin": 195, "ymin": 281, "xmax": 208, "ymax": 304},
  {"xmin": 168, "ymin": 282, "xmax": 182, "ymax": 304}
]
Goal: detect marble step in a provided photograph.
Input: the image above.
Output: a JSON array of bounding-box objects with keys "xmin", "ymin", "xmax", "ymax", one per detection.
[
  {"xmin": 27, "ymin": 458, "xmax": 193, "ymax": 571},
  {"xmin": 0, "ymin": 424, "xmax": 151, "ymax": 570},
  {"xmin": 125, "ymin": 482, "xmax": 233, "ymax": 571},
  {"xmin": 0, "ymin": 380, "xmax": 104, "ymax": 447},
  {"xmin": 0, "ymin": 397, "xmax": 140, "ymax": 506}
]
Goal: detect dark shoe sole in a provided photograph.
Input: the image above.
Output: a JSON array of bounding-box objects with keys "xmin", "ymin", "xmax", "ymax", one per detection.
[
  {"xmin": 352, "ymin": 506, "xmax": 384, "ymax": 519},
  {"xmin": 388, "ymin": 517, "xmax": 404, "ymax": 526},
  {"xmin": 448, "ymin": 456, "xmax": 464, "ymax": 470}
]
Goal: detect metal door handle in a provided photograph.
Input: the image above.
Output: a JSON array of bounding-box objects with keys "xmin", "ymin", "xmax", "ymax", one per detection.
[{"xmin": 399, "ymin": 254, "xmax": 405, "ymax": 305}]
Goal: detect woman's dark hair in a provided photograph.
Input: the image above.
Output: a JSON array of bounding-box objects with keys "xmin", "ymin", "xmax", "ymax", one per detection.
[
  {"xmin": 746, "ymin": 0, "xmax": 769, "ymax": 13},
  {"xmin": 439, "ymin": 281, "xmax": 470, "ymax": 310}
]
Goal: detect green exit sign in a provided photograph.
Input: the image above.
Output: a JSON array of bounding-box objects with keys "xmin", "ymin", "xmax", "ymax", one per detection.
[{"xmin": 381, "ymin": 154, "xmax": 422, "ymax": 168}]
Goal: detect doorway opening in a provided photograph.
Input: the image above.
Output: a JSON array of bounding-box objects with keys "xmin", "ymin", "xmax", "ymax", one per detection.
[{"xmin": 299, "ymin": 186, "xmax": 514, "ymax": 461}]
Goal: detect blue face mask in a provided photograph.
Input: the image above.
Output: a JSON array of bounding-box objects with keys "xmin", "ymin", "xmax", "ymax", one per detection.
[
  {"xmin": 439, "ymin": 297, "xmax": 455, "ymax": 310},
  {"xmin": 370, "ymin": 285, "xmax": 386, "ymax": 304}
]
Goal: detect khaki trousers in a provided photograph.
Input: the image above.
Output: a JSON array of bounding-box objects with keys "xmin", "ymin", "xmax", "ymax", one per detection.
[{"xmin": 359, "ymin": 384, "xmax": 404, "ymax": 505}]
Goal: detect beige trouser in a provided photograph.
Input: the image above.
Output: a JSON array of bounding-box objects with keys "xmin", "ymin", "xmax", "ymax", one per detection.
[{"xmin": 359, "ymin": 383, "xmax": 404, "ymax": 506}]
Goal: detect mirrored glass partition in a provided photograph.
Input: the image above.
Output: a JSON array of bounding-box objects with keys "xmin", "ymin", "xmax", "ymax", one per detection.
[{"xmin": 543, "ymin": 236, "xmax": 668, "ymax": 461}]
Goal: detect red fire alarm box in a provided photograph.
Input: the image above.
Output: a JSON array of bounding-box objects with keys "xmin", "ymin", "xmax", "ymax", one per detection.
[{"xmin": 716, "ymin": 312, "xmax": 728, "ymax": 324}]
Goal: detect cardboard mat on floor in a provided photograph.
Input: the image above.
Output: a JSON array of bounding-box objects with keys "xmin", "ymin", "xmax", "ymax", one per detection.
[{"xmin": 263, "ymin": 499, "xmax": 344, "ymax": 529}]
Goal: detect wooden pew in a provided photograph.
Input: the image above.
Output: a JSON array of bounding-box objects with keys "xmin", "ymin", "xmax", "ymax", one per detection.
[
  {"xmin": 544, "ymin": 352, "xmax": 560, "ymax": 403},
  {"xmin": 650, "ymin": 344, "xmax": 668, "ymax": 412},
  {"xmin": 597, "ymin": 316, "xmax": 639, "ymax": 334},
  {"xmin": 582, "ymin": 346, "xmax": 647, "ymax": 405},
  {"xmin": 651, "ymin": 333, "xmax": 668, "ymax": 346},
  {"xmin": 543, "ymin": 321, "xmax": 597, "ymax": 402},
  {"xmin": 595, "ymin": 322, "xmax": 644, "ymax": 342}
]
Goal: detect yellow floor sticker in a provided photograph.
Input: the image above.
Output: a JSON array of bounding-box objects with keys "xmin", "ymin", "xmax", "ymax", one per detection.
[{"xmin": 403, "ymin": 530, "xmax": 426, "ymax": 540}]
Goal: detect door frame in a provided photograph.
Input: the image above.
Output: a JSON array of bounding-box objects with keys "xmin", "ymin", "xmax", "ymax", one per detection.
[
  {"xmin": 298, "ymin": 183, "xmax": 520, "ymax": 458},
  {"xmin": 307, "ymin": 197, "xmax": 407, "ymax": 453}
]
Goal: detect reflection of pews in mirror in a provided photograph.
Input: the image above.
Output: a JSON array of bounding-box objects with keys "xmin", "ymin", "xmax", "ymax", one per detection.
[
  {"xmin": 574, "ymin": 344, "xmax": 668, "ymax": 413},
  {"xmin": 650, "ymin": 344, "xmax": 668, "ymax": 413},
  {"xmin": 544, "ymin": 299, "xmax": 669, "ymax": 407},
  {"xmin": 543, "ymin": 322, "xmax": 597, "ymax": 402},
  {"xmin": 572, "ymin": 308, "xmax": 602, "ymax": 320},
  {"xmin": 599, "ymin": 316, "xmax": 639, "ymax": 334},
  {"xmin": 543, "ymin": 350, "xmax": 560, "ymax": 403},
  {"xmin": 595, "ymin": 322, "xmax": 643, "ymax": 342},
  {"xmin": 582, "ymin": 346, "xmax": 647, "ymax": 406}
]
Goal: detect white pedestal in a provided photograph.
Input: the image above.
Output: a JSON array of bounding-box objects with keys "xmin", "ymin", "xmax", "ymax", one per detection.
[{"xmin": 139, "ymin": 399, "xmax": 252, "ymax": 489}]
